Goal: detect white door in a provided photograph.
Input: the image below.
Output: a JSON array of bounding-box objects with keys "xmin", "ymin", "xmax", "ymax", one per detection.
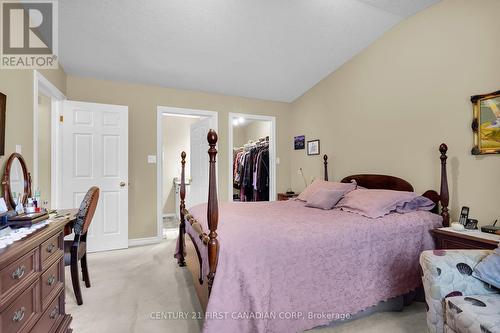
[
  {"xmin": 189, "ymin": 118, "xmax": 211, "ymax": 207},
  {"xmin": 61, "ymin": 101, "xmax": 128, "ymax": 252}
]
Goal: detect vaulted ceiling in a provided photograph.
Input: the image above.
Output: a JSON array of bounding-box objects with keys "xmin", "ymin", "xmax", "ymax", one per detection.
[{"xmin": 59, "ymin": 0, "xmax": 440, "ymax": 102}]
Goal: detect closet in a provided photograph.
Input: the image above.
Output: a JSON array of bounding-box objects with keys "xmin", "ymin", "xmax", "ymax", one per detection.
[
  {"xmin": 233, "ymin": 138, "xmax": 269, "ymax": 201},
  {"xmin": 231, "ymin": 118, "xmax": 271, "ymax": 201}
]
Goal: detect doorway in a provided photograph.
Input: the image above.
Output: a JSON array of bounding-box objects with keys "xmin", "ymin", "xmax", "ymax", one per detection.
[
  {"xmin": 228, "ymin": 113, "xmax": 276, "ymax": 202},
  {"xmin": 156, "ymin": 107, "xmax": 218, "ymax": 239},
  {"xmin": 33, "ymin": 70, "xmax": 66, "ymax": 210}
]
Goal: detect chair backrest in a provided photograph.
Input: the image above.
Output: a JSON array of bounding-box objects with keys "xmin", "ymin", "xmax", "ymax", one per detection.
[{"xmin": 74, "ymin": 186, "xmax": 100, "ymax": 235}]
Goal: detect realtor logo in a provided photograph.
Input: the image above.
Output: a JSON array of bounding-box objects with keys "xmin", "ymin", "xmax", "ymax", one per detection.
[{"xmin": 1, "ymin": 0, "xmax": 58, "ymax": 69}]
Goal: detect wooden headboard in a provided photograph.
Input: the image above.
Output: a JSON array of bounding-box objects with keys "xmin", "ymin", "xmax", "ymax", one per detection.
[
  {"xmin": 340, "ymin": 174, "xmax": 414, "ymax": 192},
  {"xmin": 322, "ymin": 144, "xmax": 450, "ymax": 226},
  {"xmin": 323, "ymin": 155, "xmax": 414, "ymax": 191}
]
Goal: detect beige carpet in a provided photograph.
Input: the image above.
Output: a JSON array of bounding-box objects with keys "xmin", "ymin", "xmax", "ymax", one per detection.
[{"xmin": 65, "ymin": 240, "xmax": 427, "ymax": 333}]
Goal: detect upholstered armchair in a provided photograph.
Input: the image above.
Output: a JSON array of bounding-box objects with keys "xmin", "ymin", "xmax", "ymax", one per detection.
[{"xmin": 420, "ymin": 249, "xmax": 500, "ymax": 333}]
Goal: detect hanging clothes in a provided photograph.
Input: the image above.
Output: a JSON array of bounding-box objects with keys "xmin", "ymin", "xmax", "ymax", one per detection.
[{"xmin": 232, "ymin": 140, "xmax": 269, "ymax": 202}]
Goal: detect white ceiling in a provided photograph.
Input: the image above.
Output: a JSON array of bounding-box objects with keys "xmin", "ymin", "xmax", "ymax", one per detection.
[{"xmin": 59, "ymin": 0, "xmax": 440, "ymax": 102}]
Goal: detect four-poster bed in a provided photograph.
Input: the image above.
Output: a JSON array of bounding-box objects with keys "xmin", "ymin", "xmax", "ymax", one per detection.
[{"xmin": 175, "ymin": 129, "xmax": 450, "ymax": 332}]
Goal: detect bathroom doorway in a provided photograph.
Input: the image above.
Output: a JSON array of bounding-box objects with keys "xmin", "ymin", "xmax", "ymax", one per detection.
[{"xmin": 156, "ymin": 107, "xmax": 218, "ymax": 239}]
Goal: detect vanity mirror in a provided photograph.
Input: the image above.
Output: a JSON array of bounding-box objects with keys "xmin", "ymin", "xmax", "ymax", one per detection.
[{"xmin": 2, "ymin": 153, "xmax": 32, "ymax": 210}]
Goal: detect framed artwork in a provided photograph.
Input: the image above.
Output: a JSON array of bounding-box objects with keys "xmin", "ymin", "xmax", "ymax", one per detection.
[
  {"xmin": 471, "ymin": 90, "xmax": 500, "ymax": 155},
  {"xmin": 294, "ymin": 135, "xmax": 305, "ymax": 150},
  {"xmin": 0, "ymin": 92, "xmax": 5, "ymax": 156},
  {"xmin": 307, "ymin": 139, "xmax": 320, "ymax": 155}
]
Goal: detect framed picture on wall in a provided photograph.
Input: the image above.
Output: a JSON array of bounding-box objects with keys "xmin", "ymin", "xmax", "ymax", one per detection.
[
  {"xmin": 307, "ymin": 139, "xmax": 320, "ymax": 155},
  {"xmin": 294, "ymin": 135, "xmax": 305, "ymax": 150},
  {"xmin": 471, "ymin": 90, "xmax": 500, "ymax": 155},
  {"xmin": 0, "ymin": 92, "xmax": 5, "ymax": 156}
]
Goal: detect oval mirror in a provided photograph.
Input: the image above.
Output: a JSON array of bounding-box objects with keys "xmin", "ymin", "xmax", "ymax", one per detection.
[{"xmin": 2, "ymin": 153, "xmax": 31, "ymax": 210}]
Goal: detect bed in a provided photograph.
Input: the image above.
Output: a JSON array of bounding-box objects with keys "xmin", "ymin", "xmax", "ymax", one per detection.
[{"xmin": 175, "ymin": 130, "xmax": 450, "ymax": 333}]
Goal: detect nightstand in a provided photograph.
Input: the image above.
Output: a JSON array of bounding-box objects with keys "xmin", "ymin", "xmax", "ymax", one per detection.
[
  {"xmin": 432, "ymin": 227, "xmax": 499, "ymax": 250},
  {"xmin": 277, "ymin": 192, "xmax": 299, "ymax": 201}
]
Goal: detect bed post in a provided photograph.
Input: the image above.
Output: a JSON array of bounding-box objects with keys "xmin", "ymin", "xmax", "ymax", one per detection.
[
  {"xmin": 207, "ymin": 130, "xmax": 219, "ymax": 295},
  {"xmin": 323, "ymin": 155, "xmax": 328, "ymax": 181},
  {"xmin": 177, "ymin": 151, "xmax": 187, "ymax": 267},
  {"xmin": 439, "ymin": 144, "xmax": 450, "ymax": 227}
]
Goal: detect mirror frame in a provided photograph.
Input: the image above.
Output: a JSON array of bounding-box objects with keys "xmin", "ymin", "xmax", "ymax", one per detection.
[
  {"xmin": 2, "ymin": 153, "xmax": 32, "ymax": 210},
  {"xmin": 471, "ymin": 90, "xmax": 500, "ymax": 155}
]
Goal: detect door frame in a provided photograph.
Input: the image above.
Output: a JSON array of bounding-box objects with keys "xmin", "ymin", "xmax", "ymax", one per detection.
[
  {"xmin": 33, "ymin": 70, "xmax": 66, "ymax": 209},
  {"xmin": 156, "ymin": 106, "xmax": 218, "ymax": 240},
  {"xmin": 228, "ymin": 112, "xmax": 276, "ymax": 202}
]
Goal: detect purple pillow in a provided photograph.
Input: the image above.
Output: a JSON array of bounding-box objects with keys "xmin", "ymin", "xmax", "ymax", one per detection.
[
  {"xmin": 336, "ymin": 189, "xmax": 435, "ymax": 218},
  {"xmin": 305, "ymin": 189, "xmax": 345, "ymax": 210},
  {"xmin": 297, "ymin": 179, "xmax": 356, "ymax": 202}
]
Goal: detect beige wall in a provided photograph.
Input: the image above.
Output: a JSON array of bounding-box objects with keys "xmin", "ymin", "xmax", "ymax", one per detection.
[
  {"xmin": 0, "ymin": 68, "xmax": 66, "ymax": 186},
  {"xmin": 162, "ymin": 115, "xmax": 198, "ymax": 215},
  {"xmin": 66, "ymin": 76, "xmax": 291, "ymax": 239},
  {"xmin": 233, "ymin": 120, "xmax": 271, "ymax": 148},
  {"xmin": 290, "ymin": 0, "xmax": 500, "ymax": 226}
]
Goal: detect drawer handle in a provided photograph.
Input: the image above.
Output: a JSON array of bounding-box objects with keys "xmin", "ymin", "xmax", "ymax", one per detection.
[
  {"xmin": 11, "ymin": 266, "xmax": 25, "ymax": 280},
  {"xmin": 49, "ymin": 306, "xmax": 59, "ymax": 319},
  {"xmin": 46, "ymin": 243, "xmax": 56, "ymax": 253},
  {"xmin": 47, "ymin": 275, "xmax": 56, "ymax": 286},
  {"xmin": 12, "ymin": 306, "xmax": 25, "ymax": 322}
]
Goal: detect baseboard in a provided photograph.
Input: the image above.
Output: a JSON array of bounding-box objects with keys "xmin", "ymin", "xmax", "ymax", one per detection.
[
  {"xmin": 128, "ymin": 236, "xmax": 162, "ymax": 247},
  {"xmin": 163, "ymin": 228, "xmax": 178, "ymax": 240}
]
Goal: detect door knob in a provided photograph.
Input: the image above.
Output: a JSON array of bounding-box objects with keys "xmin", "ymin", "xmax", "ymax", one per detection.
[{"xmin": 120, "ymin": 181, "xmax": 126, "ymax": 187}]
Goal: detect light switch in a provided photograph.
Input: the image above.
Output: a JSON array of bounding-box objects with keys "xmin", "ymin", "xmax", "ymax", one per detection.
[
  {"xmin": 276, "ymin": 157, "xmax": 280, "ymax": 165},
  {"xmin": 15, "ymin": 145, "xmax": 22, "ymax": 154},
  {"xmin": 147, "ymin": 155, "xmax": 157, "ymax": 164}
]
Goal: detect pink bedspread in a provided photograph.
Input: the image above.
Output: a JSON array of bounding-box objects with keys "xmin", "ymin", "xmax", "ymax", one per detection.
[{"xmin": 181, "ymin": 200, "xmax": 441, "ymax": 333}]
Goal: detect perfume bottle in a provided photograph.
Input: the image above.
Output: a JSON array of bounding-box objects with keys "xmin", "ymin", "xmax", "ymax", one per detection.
[
  {"xmin": 15, "ymin": 194, "xmax": 24, "ymax": 214},
  {"xmin": 25, "ymin": 198, "xmax": 35, "ymax": 213}
]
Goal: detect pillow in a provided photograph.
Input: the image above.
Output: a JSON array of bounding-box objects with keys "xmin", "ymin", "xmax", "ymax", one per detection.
[
  {"xmin": 305, "ymin": 189, "xmax": 345, "ymax": 210},
  {"xmin": 297, "ymin": 179, "xmax": 356, "ymax": 202},
  {"xmin": 473, "ymin": 244, "xmax": 500, "ymax": 289},
  {"xmin": 336, "ymin": 189, "xmax": 435, "ymax": 218}
]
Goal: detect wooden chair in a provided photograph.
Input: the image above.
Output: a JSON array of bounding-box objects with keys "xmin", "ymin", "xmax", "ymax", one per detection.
[{"xmin": 64, "ymin": 186, "xmax": 100, "ymax": 305}]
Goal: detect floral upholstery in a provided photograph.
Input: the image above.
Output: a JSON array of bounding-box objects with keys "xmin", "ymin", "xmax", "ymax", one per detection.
[
  {"xmin": 73, "ymin": 186, "xmax": 99, "ymax": 235},
  {"xmin": 446, "ymin": 295, "xmax": 500, "ymax": 333},
  {"xmin": 420, "ymin": 249, "xmax": 499, "ymax": 333}
]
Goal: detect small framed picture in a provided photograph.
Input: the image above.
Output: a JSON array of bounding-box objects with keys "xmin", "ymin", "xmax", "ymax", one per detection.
[
  {"xmin": 307, "ymin": 139, "xmax": 320, "ymax": 155},
  {"xmin": 294, "ymin": 135, "xmax": 305, "ymax": 150}
]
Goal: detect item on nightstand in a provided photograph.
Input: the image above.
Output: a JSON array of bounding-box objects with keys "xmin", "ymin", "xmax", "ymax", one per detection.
[
  {"xmin": 465, "ymin": 218, "xmax": 478, "ymax": 230},
  {"xmin": 481, "ymin": 219, "xmax": 500, "ymax": 235},
  {"xmin": 451, "ymin": 222, "xmax": 465, "ymax": 231},
  {"xmin": 278, "ymin": 192, "xmax": 299, "ymax": 201},
  {"xmin": 458, "ymin": 206, "xmax": 478, "ymax": 229},
  {"xmin": 459, "ymin": 206, "xmax": 470, "ymax": 225}
]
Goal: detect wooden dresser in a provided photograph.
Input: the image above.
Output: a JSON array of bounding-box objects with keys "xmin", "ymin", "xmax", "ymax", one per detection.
[{"xmin": 0, "ymin": 218, "xmax": 73, "ymax": 333}]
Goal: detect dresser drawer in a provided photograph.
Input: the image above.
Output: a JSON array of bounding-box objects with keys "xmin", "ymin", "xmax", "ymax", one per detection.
[
  {"xmin": 0, "ymin": 281, "xmax": 38, "ymax": 333},
  {"xmin": 0, "ymin": 248, "xmax": 37, "ymax": 302},
  {"xmin": 41, "ymin": 233, "xmax": 62, "ymax": 269},
  {"xmin": 41, "ymin": 258, "xmax": 63, "ymax": 310},
  {"xmin": 31, "ymin": 291, "xmax": 63, "ymax": 333}
]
